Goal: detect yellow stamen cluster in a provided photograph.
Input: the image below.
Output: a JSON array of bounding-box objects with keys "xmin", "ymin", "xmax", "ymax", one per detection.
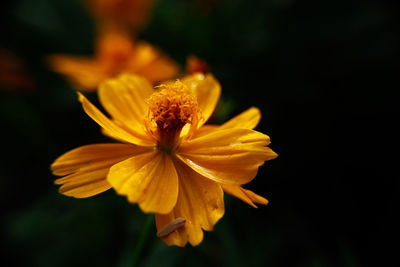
[{"xmin": 147, "ymin": 80, "xmax": 198, "ymax": 149}]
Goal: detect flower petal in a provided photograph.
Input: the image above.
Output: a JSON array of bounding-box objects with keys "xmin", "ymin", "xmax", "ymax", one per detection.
[
  {"xmin": 51, "ymin": 143, "xmax": 146, "ymax": 198},
  {"xmin": 219, "ymin": 107, "xmax": 261, "ymax": 130},
  {"xmin": 221, "ymin": 184, "xmax": 268, "ymax": 208},
  {"xmin": 178, "ymin": 128, "xmax": 277, "ymax": 185},
  {"xmin": 181, "ymin": 73, "xmax": 221, "ymax": 127},
  {"xmin": 48, "ymin": 55, "xmax": 105, "ymax": 91},
  {"xmin": 156, "ymin": 160, "xmax": 224, "ymax": 246},
  {"xmin": 188, "ymin": 107, "xmax": 260, "ymax": 139},
  {"xmin": 107, "ymin": 151, "xmax": 179, "ymax": 214},
  {"xmin": 78, "ymin": 92, "xmax": 153, "ymax": 146},
  {"xmin": 130, "ymin": 42, "xmax": 179, "ymax": 83},
  {"xmin": 57, "ymin": 169, "xmax": 111, "ymax": 198},
  {"xmin": 98, "ymin": 74, "xmax": 154, "ymax": 137},
  {"xmin": 242, "ymin": 188, "xmax": 269, "ymax": 205},
  {"xmin": 191, "ymin": 125, "xmax": 219, "ymax": 138}
]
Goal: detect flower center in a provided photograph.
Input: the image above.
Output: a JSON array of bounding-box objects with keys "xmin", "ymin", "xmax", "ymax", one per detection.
[
  {"xmin": 146, "ymin": 80, "xmax": 198, "ymax": 152},
  {"xmin": 97, "ymin": 33, "xmax": 134, "ymax": 74}
]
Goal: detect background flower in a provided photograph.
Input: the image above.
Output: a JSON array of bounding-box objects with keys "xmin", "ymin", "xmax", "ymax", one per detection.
[
  {"xmin": 86, "ymin": 0, "xmax": 154, "ymax": 33},
  {"xmin": 0, "ymin": 48, "xmax": 35, "ymax": 92},
  {"xmin": 48, "ymin": 31, "xmax": 179, "ymax": 91}
]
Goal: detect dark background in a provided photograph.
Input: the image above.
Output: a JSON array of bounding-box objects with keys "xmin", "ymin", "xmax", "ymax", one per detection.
[{"xmin": 1, "ymin": 0, "xmax": 399, "ymax": 266}]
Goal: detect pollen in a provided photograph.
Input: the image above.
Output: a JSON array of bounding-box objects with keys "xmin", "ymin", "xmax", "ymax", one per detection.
[{"xmin": 148, "ymin": 80, "xmax": 198, "ymax": 132}]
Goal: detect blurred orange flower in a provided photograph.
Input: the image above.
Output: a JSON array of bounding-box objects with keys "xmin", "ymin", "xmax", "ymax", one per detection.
[
  {"xmin": 86, "ymin": 0, "xmax": 154, "ymax": 32},
  {"xmin": 0, "ymin": 48, "xmax": 35, "ymax": 92},
  {"xmin": 51, "ymin": 73, "xmax": 277, "ymax": 246},
  {"xmin": 48, "ymin": 32, "xmax": 178, "ymax": 91}
]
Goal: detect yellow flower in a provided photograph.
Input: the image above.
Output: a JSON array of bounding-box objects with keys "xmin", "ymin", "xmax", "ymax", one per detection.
[
  {"xmin": 48, "ymin": 31, "xmax": 178, "ymax": 91},
  {"xmin": 51, "ymin": 73, "xmax": 277, "ymax": 246}
]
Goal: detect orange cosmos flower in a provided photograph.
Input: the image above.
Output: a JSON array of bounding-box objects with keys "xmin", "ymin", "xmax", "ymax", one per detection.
[
  {"xmin": 51, "ymin": 73, "xmax": 277, "ymax": 246},
  {"xmin": 86, "ymin": 0, "xmax": 154, "ymax": 32},
  {"xmin": 48, "ymin": 31, "xmax": 178, "ymax": 91}
]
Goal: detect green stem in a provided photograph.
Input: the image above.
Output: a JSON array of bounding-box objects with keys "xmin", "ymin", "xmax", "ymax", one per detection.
[{"xmin": 131, "ymin": 214, "xmax": 155, "ymax": 267}]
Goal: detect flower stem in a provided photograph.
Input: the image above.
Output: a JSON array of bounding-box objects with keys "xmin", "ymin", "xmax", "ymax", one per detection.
[{"xmin": 131, "ymin": 214, "xmax": 155, "ymax": 267}]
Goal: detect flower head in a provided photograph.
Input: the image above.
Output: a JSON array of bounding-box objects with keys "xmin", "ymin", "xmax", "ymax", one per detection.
[
  {"xmin": 48, "ymin": 31, "xmax": 178, "ymax": 91},
  {"xmin": 51, "ymin": 73, "xmax": 277, "ymax": 246}
]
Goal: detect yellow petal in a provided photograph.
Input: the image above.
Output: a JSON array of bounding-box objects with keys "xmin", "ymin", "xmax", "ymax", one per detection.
[
  {"xmin": 188, "ymin": 107, "xmax": 260, "ymax": 139},
  {"xmin": 78, "ymin": 92, "xmax": 153, "ymax": 146},
  {"xmin": 51, "ymin": 143, "xmax": 148, "ymax": 176},
  {"xmin": 190, "ymin": 124, "xmax": 219, "ymax": 138},
  {"xmin": 57, "ymin": 169, "xmax": 111, "ymax": 198},
  {"xmin": 47, "ymin": 55, "xmax": 105, "ymax": 91},
  {"xmin": 129, "ymin": 42, "xmax": 179, "ymax": 83},
  {"xmin": 51, "ymin": 143, "xmax": 145, "ymax": 198},
  {"xmin": 242, "ymin": 188, "xmax": 269, "ymax": 205},
  {"xmin": 221, "ymin": 184, "xmax": 268, "ymax": 208},
  {"xmin": 107, "ymin": 151, "xmax": 179, "ymax": 214},
  {"xmin": 126, "ymin": 42, "xmax": 159, "ymax": 70},
  {"xmin": 156, "ymin": 160, "xmax": 224, "ymax": 247},
  {"xmin": 98, "ymin": 74, "xmax": 154, "ymax": 137},
  {"xmin": 181, "ymin": 128, "xmax": 271, "ymax": 150},
  {"xmin": 178, "ymin": 128, "xmax": 277, "ymax": 185},
  {"xmin": 219, "ymin": 107, "xmax": 261, "ymax": 130},
  {"xmin": 181, "ymin": 73, "xmax": 221, "ymax": 127}
]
